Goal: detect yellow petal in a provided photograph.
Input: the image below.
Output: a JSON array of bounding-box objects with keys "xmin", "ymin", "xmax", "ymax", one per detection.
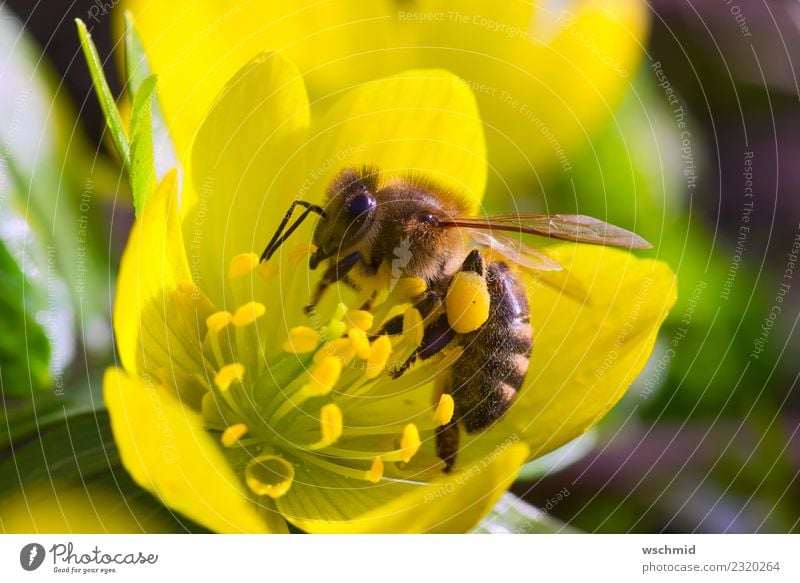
[
  {"xmin": 184, "ymin": 51, "xmax": 309, "ymax": 305},
  {"xmin": 461, "ymin": 244, "xmax": 676, "ymax": 463},
  {"xmin": 103, "ymin": 368, "xmax": 286, "ymax": 533},
  {"xmin": 277, "ymin": 442, "xmax": 529, "ymax": 533},
  {"xmin": 118, "ymin": 1, "xmax": 408, "ymax": 161},
  {"xmin": 120, "ymin": 1, "xmax": 645, "ymax": 186},
  {"xmin": 114, "ymin": 170, "xmax": 208, "ymax": 375},
  {"xmin": 410, "ymin": 1, "xmax": 648, "ymax": 182},
  {"xmin": 307, "ymin": 69, "xmax": 486, "ymax": 209}
]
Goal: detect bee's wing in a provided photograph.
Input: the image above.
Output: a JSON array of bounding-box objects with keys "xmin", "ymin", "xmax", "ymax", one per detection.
[
  {"xmin": 466, "ymin": 229, "xmax": 563, "ymax": 272},
  {"xmin": 441, "ymin": 214, "xmax": 652, "ymax": 249}
]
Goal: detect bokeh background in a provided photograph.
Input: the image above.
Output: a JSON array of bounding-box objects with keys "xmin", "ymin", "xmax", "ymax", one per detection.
[{"xmin": 1, "ymin": 0, "xmax": 798, "ymax": 533}]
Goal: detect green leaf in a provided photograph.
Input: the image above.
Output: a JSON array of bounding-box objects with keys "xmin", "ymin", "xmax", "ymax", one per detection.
[
  {"xmin": 0, "ymin": 240, "xmax": 50, "ymax": 394},
  {"xmin": 124, "ymin": 11, "xmax": 179, "ymax": 183},
  {"xmin": 473, "ymin": 493, "xmax": 580, "ymax": 533},
  {"xmin": 129, "ymin": 75, "xmax": 157, "ymax": 216},
  {"xmin": 76, "ymin": 18, "xmax": 130, "ymax": 169}
]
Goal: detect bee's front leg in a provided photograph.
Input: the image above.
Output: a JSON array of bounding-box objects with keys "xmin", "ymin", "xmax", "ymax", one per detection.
[{"xmin": 305, "ymin": 251, "xmax": 361, "ymax": 314}]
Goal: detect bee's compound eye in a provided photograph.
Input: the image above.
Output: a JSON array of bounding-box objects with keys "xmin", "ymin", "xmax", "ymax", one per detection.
[
  {"xmin": 345, "ymin": 193, "xmax": 375, "ymax": 218},
  {"xmin": 417, "ymin": 213, "xmax": 438, "ymax": 226}
]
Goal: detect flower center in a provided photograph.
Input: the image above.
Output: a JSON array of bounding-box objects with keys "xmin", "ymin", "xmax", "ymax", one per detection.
[{"xmin": 194, "ymin": 251, "xmax": 457, "ymax": 501}]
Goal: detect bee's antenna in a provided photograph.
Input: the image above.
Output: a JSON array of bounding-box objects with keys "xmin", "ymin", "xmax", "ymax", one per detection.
[{"xmin": 260, "ymin": 200, "xmax": 326, "ymax": 262}]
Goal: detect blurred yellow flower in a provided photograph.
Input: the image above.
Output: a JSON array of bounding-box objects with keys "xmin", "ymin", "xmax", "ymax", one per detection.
[
  {"xmin": 118, "ymin": 0, "xmax": 647, "ymax": 183},
  {"xmin": 103, "ymin": 50, "xmax": 675, "ymax": 533}
]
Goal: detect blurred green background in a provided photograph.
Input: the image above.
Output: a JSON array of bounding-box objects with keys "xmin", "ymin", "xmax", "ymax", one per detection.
[{"xmin": 0, "ymin": 0, "xmax": 798, "ymax": 533}]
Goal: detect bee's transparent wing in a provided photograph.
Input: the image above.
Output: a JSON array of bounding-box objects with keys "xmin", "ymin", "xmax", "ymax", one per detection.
[
  {"xmin": 442, "ymin": 214, "xmax": 652, "ymax": 249},
  {"xmin": 466, "ymin": 229, "xmax": 563, "ymax": 272}
]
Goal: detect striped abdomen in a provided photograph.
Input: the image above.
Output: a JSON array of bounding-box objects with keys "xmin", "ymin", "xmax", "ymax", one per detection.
[{"xmin": 448, "ymin": 261, "xmax": 532, "ymax": 433}]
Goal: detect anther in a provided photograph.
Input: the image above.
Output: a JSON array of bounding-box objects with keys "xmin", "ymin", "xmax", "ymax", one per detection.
[
  {"xmin": 433, "ymin": 394, "xmax": 455, "ymax": 426},
  {"xmin": 283, "ymin": 326, "xmax": 320, "ymax": 354},
  {"xmin": 221, "ymin": 423, "xmax": 248, "ymax": 447},
  {"xmin": 366, "ymin": 456, "xmax": 384, "ymax": 483},
  {"xmin": 228, "ymin": 252, "xmax": 260, "ymax": 279},
  {"xmin": 214, "ymin": 363, "xmax": 246, "ymax": 391},
  {"xmin": 400, "ymin": 423, "xmax": 421, "ymax": 463},
  {"xmin": 233, "ymin": 301, "xmax": 266, "ymax": 327}
]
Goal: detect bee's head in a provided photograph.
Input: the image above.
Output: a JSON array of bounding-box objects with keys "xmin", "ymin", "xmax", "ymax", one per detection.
[{"xmin": 310, "ymin": 167, "xmax": 378, "ymax": 269}]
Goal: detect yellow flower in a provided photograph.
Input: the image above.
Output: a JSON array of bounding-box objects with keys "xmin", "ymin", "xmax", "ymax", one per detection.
[
  {"xmin": 118, "ymin": 0, "xmax": 647, "ymax": 182},
  {"xmin": 105, "ymin": 50, "xmax": 674, "ymax": 533}
]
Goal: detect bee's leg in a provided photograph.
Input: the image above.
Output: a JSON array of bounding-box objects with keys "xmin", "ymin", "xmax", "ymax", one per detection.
[
  {"xmin": 390, "ymin": 313, "xmax": 455, "ymax": 378},
  {"xmin": 304, "ymin": 251, "xmax": 361, "ymax": 315},
  {"xmin": 436, "ymin": 420, "xmax": 460, "ymax": 473},
  {"xmin": 370, "ymin": 291, "xmax": 442, "ymax": 338}
]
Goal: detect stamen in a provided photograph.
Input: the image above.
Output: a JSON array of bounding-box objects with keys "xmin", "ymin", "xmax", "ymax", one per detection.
[
  {"xmin": 402, "ymin": 307, "xmax": 424, "ymax": 348},
  {"xmin": 258, "ymin": 262, "xmax": 278, "ymax": 280},
  {"xmin": 321, "ymin": 303, "xmax": 348, "ymax": 341},
  {"xmin": 346, "ymin": 310, "xmax": 374, "ymax": 331},
  {"xmin": 221, "ymin": 423, "xmax": 248, "ymax": 447},
  {"xmin": 283, "ymin": 326, "xmax": 320, "ymax": 354},
  {"xmin": 214, "ymin": 363, "xmax": 246, "ymax": 391},
  {"xmin": 228, "ymin": 252, "xmax": 260, "ymax": 279},
  {"xmin": 433, "ymin": 394, "xmax": 455, "ymax": 426},
  {"xmin": 308, "ymin": 403, "xmax": 343, "ymax": 450},
  {"xmin": 348, "ymin": 327, "xmax": 371, "ymax": 360},
  {"xmin": 206, "ymin": 311, "xmax": 234, "ymax": 334},
  {"xmin": 400, "ymin": 423, "xmax": 421, "ymax": 463},
  {"xmin": 314, "ymin": 338, "xmax": 357, "ymax": 365},
  {"xmin": 394, "ymin": 277, "xmax": 427, "ymax": 300},
  {"xmin": 445, "ymin": 271, "xmax": 490, "ymax": 334},
  {"xmin": 244, "ymin": 455, "xmax": 295, "ymax": 498},
  {"xmin": 366, "ymin": 456, "xmax": 384, "ymax": 483},
  {"xmin": 305, "ymin": 356, "xmax": 343, "ymax": 397},
  {"xmin": 365, "ymin": 335, "xmax": 392, "ymax": 379},
  {"xmin": 233, "ymin": 301, "xmax": 266, "ymax": 327}
]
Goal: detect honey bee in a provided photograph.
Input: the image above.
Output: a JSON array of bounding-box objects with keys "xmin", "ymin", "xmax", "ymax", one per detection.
[{"xmin": 261, "ymin": 166, "xmax": 651, "ymax": 472}]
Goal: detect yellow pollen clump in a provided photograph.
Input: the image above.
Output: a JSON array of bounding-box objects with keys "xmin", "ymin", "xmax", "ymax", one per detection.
[
  {"xmin": 348, "ymin": 327, "xmax": 371, "ymax": 360},
  {"xmin": 346, "ymin": 309, "xmax": 374, "ymax": 331},
  {"xmin": 214, "ymin": 363, "xmax": 246, "ymax": 391},
  {"xmin": 402, "ymin": 307, "xmax": 424, "ymax": 348},
  {"xmin": 400, "ymin": 423, "xmax": 421, "ymax": 463},
  {"xmin": 305, "ymin": 356, "xmax": 342, "ymax": 397},
  {"xmin": 282, "ymin": 326, "xmax": 320, "ymax": 354},
  {"xmin": 206, "ymin": 311, "xmax": 233, "ymax": 334},
  {"xmin": 228, "ymin": 252, "xmax": 260, "ymax": 279},
  {"xmin": 221, "ymin": 423, "xmax": 248, "ymax": 447},
  {"xmin": 233, "ymin": 301, "xmax": 266, "ymax": 327},
  {"xmin": 366, "ymin": 456, "xmax": 384, "ymax": 483},
  {"xmin": 245, "ymin": 455, "xmax": 295, "ymax": 499},
  {"xmin": 319, "ymin": 403, "xmax": 343, "ymax": 444},
  {"xmin": 365, "ymin": 336, "xmax": 392, "ymax": 379},
  {"xmin": 445, "ymin": 271, "xmax": 491, "ymax": 334},
  {"xmin": 433, "ymin": 394, "xmax": 455, "ymax": 426}
]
